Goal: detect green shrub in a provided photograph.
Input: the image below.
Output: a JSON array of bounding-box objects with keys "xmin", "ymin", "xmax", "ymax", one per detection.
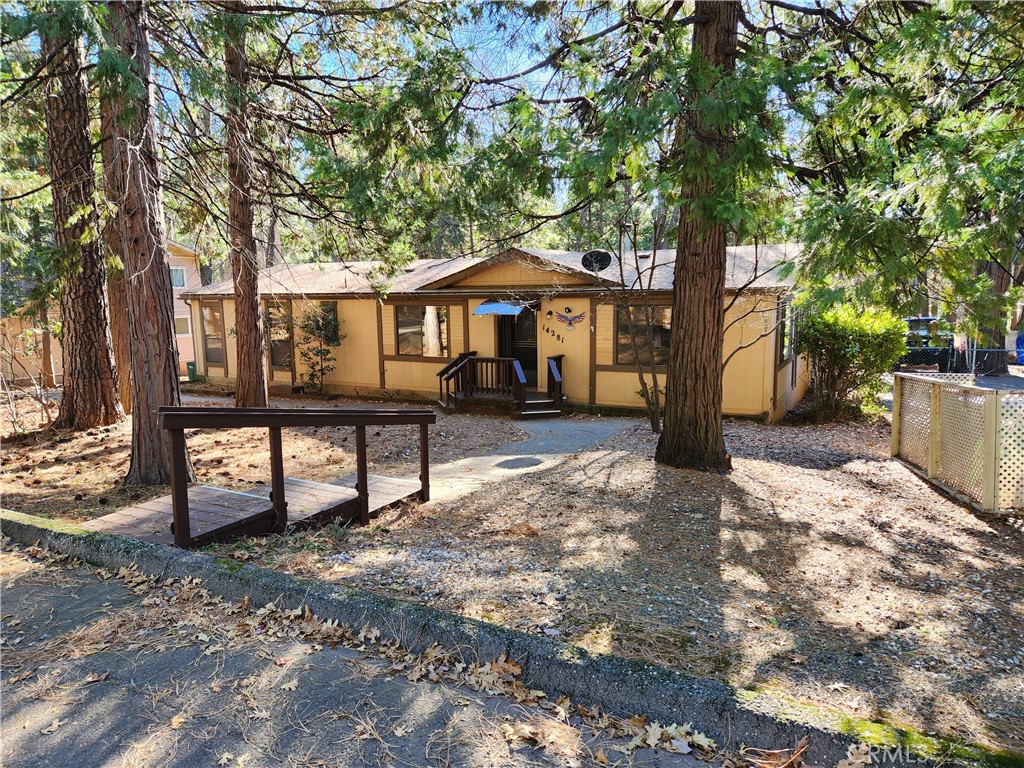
[
  {"xmin": 796, "ymin": 305, "xmax": 907, "ymax": 417},
  {"xmin": 297, "ymin": 305, "xmax": 344, "ymax": 394}
]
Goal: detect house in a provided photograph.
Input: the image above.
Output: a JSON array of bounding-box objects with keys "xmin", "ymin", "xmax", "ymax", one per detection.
[
  {"xmin": 0, "ymin": 240, "xmax": 203, "ymax": 386},
  {"xmin": 183, "ymin": 245, "xmax": 808, "ymax": 421},
  {"xmin": 166, "ymin": 240, "xmax": 204, "ymax": 375}
]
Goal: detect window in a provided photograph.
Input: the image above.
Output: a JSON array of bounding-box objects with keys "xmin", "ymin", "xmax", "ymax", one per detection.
[
  {"xmin": 200, "ymin": 302, "xmax": 225, "ymax": 365},
  {"xmin": 319, "ymin": 301, "xmax": 341, "ymax": 346},
  {"xmin": 615, "ymin": 306, "xmax": 671, "ymax": 366},
  {"xmin": 265, "ymin": 301, "xmax": 292, "ymax": 368},
  {"xmin": 396, "ymin": 305, "xmax": 448, "ymax": 357},
  {"xmin": 174, "ymin": 317, "xmax": 190, "ymax": 336},
  {"xmin": 168, "ymin": 267, "xmax": 186, "ymax": 288},
  {"xmin": 778, "ymin": 298, "xmax": 794, "ymax": 364}
]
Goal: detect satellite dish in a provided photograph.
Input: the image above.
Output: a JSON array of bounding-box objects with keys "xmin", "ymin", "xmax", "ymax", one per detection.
[{"xmin": 581, "ymin": 249, "xmax": 613, "ymax": 272}]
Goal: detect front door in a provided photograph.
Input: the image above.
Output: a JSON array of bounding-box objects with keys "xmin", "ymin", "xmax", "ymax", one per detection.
[{"xmin": 499, "ymin": 309, "xmax": 538, "ymax": 388}]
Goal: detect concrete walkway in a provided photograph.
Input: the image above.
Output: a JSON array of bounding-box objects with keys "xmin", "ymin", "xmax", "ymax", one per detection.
[
  {"xmin": 428, "ymin": 417, "xmax": 635, "ymax": 503},
  {"xmin": 181, "ymin": 392, "xmax": 637, "ymax": 505}
]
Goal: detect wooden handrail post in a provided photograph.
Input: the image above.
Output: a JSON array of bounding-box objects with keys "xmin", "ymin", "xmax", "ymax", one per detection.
[
  {"xmin": 268, "ymin": 426, "xmax": 287, "ymax": 532},
  {"xmin": 355, "ymin": 425, "xmax": 369, "ymax": 525},
  {"xmin": 927, "ymin": 382, "xmax": 941, "ymax": 478},
  {"xmin": 981, "ymin": 389, "xmax": 1000, "ymax": 511},
  {"xmin": 168, "ymin": 428, "xmax": 191, "ymax": 547},
  {"xmin": 891, "ymin": 374, "xmax": 902, "ymax": 457},
  {"xmin": 419, "ymin": 422, "xmax": 430, "ymax": 502}
]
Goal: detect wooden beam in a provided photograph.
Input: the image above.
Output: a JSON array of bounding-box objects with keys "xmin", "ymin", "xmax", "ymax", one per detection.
[
  {"xmin": 982, "ymin": 389, "xmax": 1000, "ymax": 511},
  {"xmin": 168, "ymin": 428, "xmax": 191, "ymax": 547},
  {"xmin": 419, "ymin": 422, "xmax": 430, "ymax": 502},
  {"xmin": 588, "ymin": 297, "xmax": 597, "ymax": 405},
  {"xmin": 376, "ymin": 300, "xmax": 386, "ymax": 389},
  {"xmin": 355, "ymin": 425, "xmax": 369, "ymax": 525},
  {"xmin": 268, "ymin": 426, "xmax": 287, "ymax": 532},
  {"xmin": 927, "ymin": 383, "xmax": 940, "ymax": 479},
  {"xmin": 891, "ymin": 374, "xmax": 902, "ymax": 457}
]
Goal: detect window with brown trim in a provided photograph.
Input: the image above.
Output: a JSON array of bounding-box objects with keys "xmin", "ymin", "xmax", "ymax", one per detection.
[
  {"xmin": 200, "ymin": 302, "xmax": 225, "ymax": 365},
  {"xmin": 396, "ymin": 305, "xmax": 449, "ymax": 358},
  {"xmin": 615, "ymin": 306, "xmax": 671, "ymax": 367}
]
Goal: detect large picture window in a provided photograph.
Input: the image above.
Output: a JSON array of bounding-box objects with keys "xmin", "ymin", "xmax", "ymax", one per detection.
[
  {"xmin": 396, "ymin": 305, "xmax": 448, "ymax": 358},
  {"xmin": 265, "ymin": 300, "xmax": 292, "ymax": 368},
  {"xmin": 200, "ymin": 302, "xmax": 225, "ymax": 365},
  {"xmin": 615, "ymin": 306, "xmax": 671, "ymax": 367}
]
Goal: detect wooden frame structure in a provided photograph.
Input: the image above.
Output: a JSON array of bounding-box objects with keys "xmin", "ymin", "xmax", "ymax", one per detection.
[{"xmin": 157, "ymin": 406, "xmax": 435, "ymax": 548}]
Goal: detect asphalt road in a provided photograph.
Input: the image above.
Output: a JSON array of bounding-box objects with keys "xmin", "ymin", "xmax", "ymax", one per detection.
[{"xmin": 1, "ymin": 546, "xmax": 708, "ymax": 768}]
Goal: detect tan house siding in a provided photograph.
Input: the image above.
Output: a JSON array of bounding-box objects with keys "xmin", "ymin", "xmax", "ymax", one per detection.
[{"xmin": 184, "ymin": 248, "xmax": 807, "ymax": 420}]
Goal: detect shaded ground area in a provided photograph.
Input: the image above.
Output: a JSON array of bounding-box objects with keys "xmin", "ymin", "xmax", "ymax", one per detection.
[
  {"xmin": 0, "ymin": 394, "xmax": 527, "ymax": 520},
  {"xmin": 0, "ymin": 544, "xmax": 719, "ymax": 768},
  {"xmin": 207, "ymin": 418, "xmax": 1024, "ymax": 755}
]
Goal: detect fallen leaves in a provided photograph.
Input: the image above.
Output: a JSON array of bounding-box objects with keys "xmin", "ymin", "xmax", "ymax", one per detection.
[{"xmin": 40, "ymin": 718, "xmax": 67, "ymax": 735}]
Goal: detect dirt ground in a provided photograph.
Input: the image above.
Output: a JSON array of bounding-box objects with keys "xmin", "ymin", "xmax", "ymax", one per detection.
[
  {"xmin": 1, "ymin": 544, "xmax": 723, "ymax": 768},
  {"xmin": 3, "ymin": 392, "xmax": 1022, "ymax": 756},
  {"xmin": 205, "ymin": 417, "xmax": 1023, "ymax": 756},
  {"xmin": 0, "ymin": 393, "xmax": 527, "ymax": 520}
]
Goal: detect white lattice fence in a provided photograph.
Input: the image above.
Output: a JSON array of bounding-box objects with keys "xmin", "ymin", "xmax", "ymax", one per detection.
[
  {"xmin": 897, "ymin": 377, "xmax": 932, "ymax": 470},
  {"xmin": 999, "ymin": 392, "xmax": 1024, "ymax": 509},
  {"xmin": 892, "ymin": 373, "xmax": 1024, "ymax": 512},
  {"xmin": 935, "ymin": 386, "xmax": 986, "ymax": 501}
]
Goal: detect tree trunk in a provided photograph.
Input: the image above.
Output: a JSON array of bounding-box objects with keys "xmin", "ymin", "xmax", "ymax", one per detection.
[
  {"xmin": 224, "ymin": 0, "xmax": 268, "ymax": 407},
  {"xmin": 42, "ymin": 25, "xmax": 125, "ymax": 430},
  {"xmin": 38, "ymin": 304, "xmax": 55, "ymax": 389},
  {"xmin": 655, "ymin": 0, "xmax": 738, "ymax": 471},
  {"xmin": 106, "ymin": 269, "xmax": 132, "ymax": 412},
  {"xmin": 101, "ymin": 98, "xmax": 133, "ymax": 413},
  {"xmin": 104, "ymin": 0, "xmax": 193, "ymax": 484}
]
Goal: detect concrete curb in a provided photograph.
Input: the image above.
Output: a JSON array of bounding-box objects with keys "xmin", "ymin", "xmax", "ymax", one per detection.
[{"xmin": 0, "ymin": 510, "xmax": 982, "ymax": 768}]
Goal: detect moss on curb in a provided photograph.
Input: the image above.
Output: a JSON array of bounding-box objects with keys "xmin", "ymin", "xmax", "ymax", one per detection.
[
  {"xmin": 1, "ymin": 509, "xmax": 91, "ymax": 536},
  {"xmin": 736, "ymin": 688, "xmax": 1024, "ymax": 768}
]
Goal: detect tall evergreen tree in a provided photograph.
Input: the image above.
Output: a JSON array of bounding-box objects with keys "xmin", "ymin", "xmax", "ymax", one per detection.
[
  {"xmin": 221, "ymin": 0, "xmax": 267, "ymax": 408},
  {"xmin": 39, "ymin": 5, "xmax": 124, "ymax": 430},
  {"xmin": 99, "ymin": 0, "xmax": 192, "ymax": 484},
  {"xmin": 655, "ymin": 1, "xmax": 740, "ymax": 470}
]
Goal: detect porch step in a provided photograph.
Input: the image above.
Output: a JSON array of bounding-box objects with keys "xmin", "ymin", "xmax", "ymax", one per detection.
[{"xmin": 517, "ymin": 409, "xmax": 563, "ymax": 420}]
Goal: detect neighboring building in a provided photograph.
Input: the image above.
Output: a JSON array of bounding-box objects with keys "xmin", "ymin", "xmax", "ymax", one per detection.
[
  {"xmin": 0, "ymin": 240, "xmax": 203, "ymax": 386},
  {"xmin": 167, "ymin": 240, "xmax": 203, "ymax": 375},
  {"xmin": 0, "ymin": 311, "xmax": 62, "ymax": 387},
  {"xmin": 183, "ymin": 245, "xmax": 808, "ymax": 421}
]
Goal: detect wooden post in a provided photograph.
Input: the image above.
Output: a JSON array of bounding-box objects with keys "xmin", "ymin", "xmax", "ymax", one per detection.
[
  {"xmin": 927, "ymin": 382, "xmax": 941, "ymax": 479},
  {"xmin": 355, "ymin": 425, "xmax": 369, "ymax": 524},
  {"xmin": 168, "ymin": 428, "xmax": 191, "ymax": 548},
  {"xmin": 268, "ymin": 426, "xmax": 287, "ymax": 532},
  {"xmin": 419, "ymin": 422, "xmax": 430, "ymax": 502},
  {"xmin": 981, "ymin": 389, "xmax": 1000, "ymax": 511},
  {"xmin": 891, "ymin": 374, "xmax": 902, "ymax": 457}
]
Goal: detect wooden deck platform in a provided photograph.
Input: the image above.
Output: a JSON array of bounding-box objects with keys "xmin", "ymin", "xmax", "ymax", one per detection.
[{"xmin": 82, "ymin": 474, "xmax": 421, "ymax": 548}]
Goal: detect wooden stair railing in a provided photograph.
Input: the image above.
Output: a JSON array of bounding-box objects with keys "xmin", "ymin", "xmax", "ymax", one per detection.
[
  {"xmin": 547, "ymin": 354, "xmax": 564, "ymax": 406},
  {"xmin": 437, "ymin": 356, "xmax": 528, "ymax": 413},
  {"xmin": 438, "ymin": 351, "xmax": 477, "ymax": 408},
  {"xmin": 157, "ymin": 407, "xmax": 436, "ymax": 548}
]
